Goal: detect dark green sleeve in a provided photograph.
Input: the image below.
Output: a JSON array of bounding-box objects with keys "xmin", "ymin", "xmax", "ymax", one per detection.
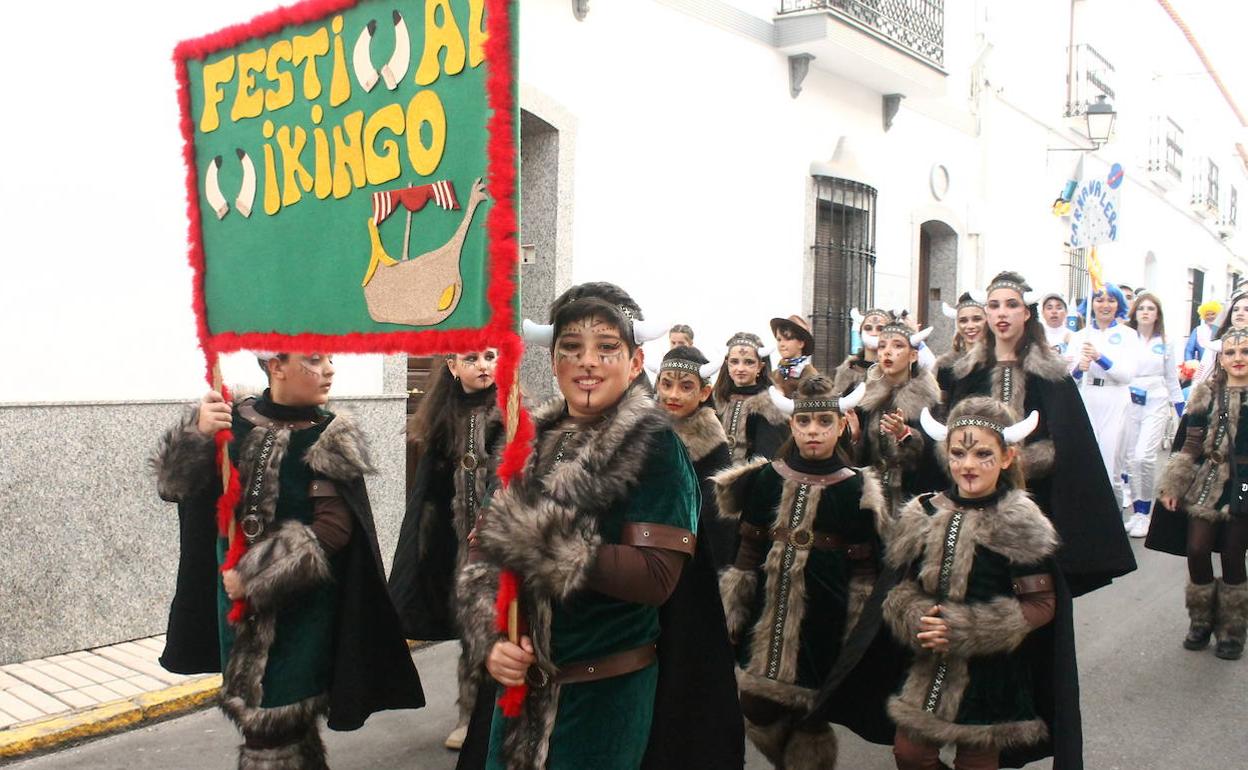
[{"xmin": 624, "ymin": 429, "xmax": 700, "ymax": 532}]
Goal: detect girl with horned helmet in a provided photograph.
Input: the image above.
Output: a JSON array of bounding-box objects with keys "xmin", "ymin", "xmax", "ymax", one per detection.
[
  {"xmin": 935, "ymin": 293, "xmax": 988, "ymax": 401},
  {"xmin": 944, "ymin": 271, "xmax": 1134, "ymax": 596},
  {"xmin": 885, "ymin": 398, "xmax": 1082, "ymax": 770},
  {"xmin": 388, "ymin": 349, "xmax": 503, "ymax": 750},
  {"xmin": 457, "ymin": 282, "xmax": 743, "ymax": 770},
  {"xmin": 833, "ymin": 307, "xmax": 893, "ymax": 395},
  {"xmin": 713, "ymin": 331, "xmax": 790, "ymax": 464},
  {"xmin": 714, "ymin": 375, "xmax": 894, "ymax": 768},
  {"xmin": 846, "ymin": 319, "xmax": 945, "ymax": 517},
  {"xmin": 1150, "ymin": 327, "xmax": 1248, "ymax": 661},
  {"xmin": 1067, "ymin": 282, "xmax": 1143, "ymax": 510},
  {"xmin": 656, "ymin": 345, "xmax": 736, "ymax": 568}
]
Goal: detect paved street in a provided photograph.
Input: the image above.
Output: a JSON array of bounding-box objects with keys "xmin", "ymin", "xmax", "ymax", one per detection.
[{"xmin": 8, "ymin": 540, "xmax": 1245, "ymax": 769}]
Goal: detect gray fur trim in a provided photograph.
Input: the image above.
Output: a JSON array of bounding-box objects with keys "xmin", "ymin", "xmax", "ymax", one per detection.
[
  {"xmin": 745, "ymin": 718, "xmax": 792, "ymax": 768},
  {"xmin": 1163, "ymin": 383, "xmax": 1245, "ymax": 521},
  {"xmin": 235, "ymin": 520, "xmax": 333, "ymax": 614},
  {"xmin": 783, "ymin": 724, "xmax": 838, "ymax": 770},
  {"xmin": 886, "ymin": 497, "xmax": 937, "ymax": 571},
  {"xmin": 236, "ymin": 428, "xmax": 291, "ymax": 540},
  {"xmin": 476, "ymin": 493, "xmax": 601, "ymax": 601},
  {"xmin": 456, "ymin": 642, "xmax": 479, "ymax": 724},
  {"xmin": 713, "ymin": 457, "xmax": 771, "ymax": 521},
  {"xmin": 454, "ymin": 560, "xmax": 503, "ymax": 679},
  {"xmin": 719, "ymin": 567, "xmax": 758, "ymax": 642},
  {"xmin": 1157, "ymin": 454, "xmax": 1200, "ymax": 511},
  {"xmin": 222, "ymin": 685, "xmax": 328, "ymax": 743},
  {"xmin": 882, "ymin": 580, "xmax": 933, "ymax": 653},
  {"xmin": 939, "ymin": 596, "xmax": 1033, "ymax": 656},
  {"xmin": 237, "ymin": 723, "xmax": 327, "ymax": 770},
  {"xmin": 151, "ymin": 407, "xmax": 216, "ymax": 503},
  {"xmin": 936, "ymin": 349, "xmax": 965, "ymax": 371},
  {"xmin": 1216, "ymin": 579, "xmax": 1248, "ymax": 644},
  {"xmin": 891, "ymin": 653, "xmax": 970, "ymax": 743},
  {"xmin": 950, "ymin": 341, "xmax": 987, "ymax": 380},
  {"xmin": 888, "ymin": 696, "xmax": 1049, "ymax": 751},
  {"xmin": 859, "ymin": 467, "xmax": 892, "ymax": 539},
  {"xmin": 859, "ymin": 370, "xmax": 940, "ymax": 419},
  {"xmin": 737, "ymin": 668, "xmax": 815, "ymax": 710},
  {"xmin": 1187, "ymin": 580, "xmax": 1217, "ymax": 627},
  {"xmin": 958, "ymin": 490, "xmax": 1058, "ymax": 566},
  {"xmin": 832, "ymin": 356, "xmax": 868, "ymax": 395},
  {"xmin": 499, "ymin": 678, "xmax": 559, "ymax": 770},
  {"xmin": 304, "ymin": 412, "xmax": 374, "ymax": 480},
  {"xmin": 673, "ymin": 406, "xmax": 729, "ymax": 462},
  {"xmin": 844, "ymin": 574, "xmax": 874, "ymax": 643},
  {"xmin": 1020, "ymin": 438, "xmax": 1056, "ymax": 478},
  {"xmin": 1187, "ymin": 380, "xmax": 1214, "ymax": 416},
  {"xmin": 950, "ymin": 338, "xmax": 1068, "ymax": 384}
]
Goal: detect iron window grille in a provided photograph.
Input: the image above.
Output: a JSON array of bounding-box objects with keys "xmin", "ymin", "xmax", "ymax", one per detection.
[
  {"xmin": 1208, "ymin": 160, "xmax": 1221, "ymax": 214},
  {"xmin": 1230, "ymin": 186, "xmax": 1239, "ymax": 228},
  {"xmin": 1062, "ymin": 247, "xmax": 1089, "ymax": 311},
  {"xmin": 811, "ymin": 177, "xmax": 877, "ymax": 372},
  {"xmin": 1065, "ymin": 43, "xmax": 1115, "ymax": 118},
  {"xmin": 1148, "ymin": 116, "xmax": 1184, "ymax": 181},
  {"xmin": 779, "ymin": 0, "xmax": 945, "ymax": 67}
]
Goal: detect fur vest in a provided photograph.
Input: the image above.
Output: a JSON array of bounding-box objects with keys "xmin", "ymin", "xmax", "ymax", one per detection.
[
  {"xmin": 832, "ymin": 354, "xmax": 870, "ymax": 395},
  {"xmin": 1157, "ymin": 381, "xmax": 1247, "ymax": 522},
  {"xmin": 883, "ymin": 489, "xmax": 1058, "ymax": 750},
  {"xmin": 673, "ymin": 405, "xmax": 729, "ymax": 463},
  {"xmin": 715, "ymin": 388, "xmax": 789, "ymax": 463},
  {"xmin": 949, "ymin": 341, "xmax": 1067, "ymax": 479},
  {"xmin": 855, "ymin": 371, "xmax": 941, "ymax": 514},
  {"xmin": 714, "ymin": 458, "xmax": 887, "ymax": 710}
]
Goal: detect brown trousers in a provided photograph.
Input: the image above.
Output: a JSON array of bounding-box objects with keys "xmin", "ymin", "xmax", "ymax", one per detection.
[{"xmin": 893, "ymin": 729, "xmax": 999, "ymax": 770}]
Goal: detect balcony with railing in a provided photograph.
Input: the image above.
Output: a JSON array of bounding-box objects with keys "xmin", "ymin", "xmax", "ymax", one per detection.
[
  {"xmin": 1145, "ymin": 115, "xmax": 1183, "ymax": 190},
  {"xmin": 1064, "ymin": 43, "xmax": 1115, "ymax": 119},
  {"xmin": 775, "ymin": 0, "xmax": 946, "ymax": 98}
]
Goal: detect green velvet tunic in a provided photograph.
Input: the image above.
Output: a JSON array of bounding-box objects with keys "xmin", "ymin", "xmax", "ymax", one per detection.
[
  {"xmin": 487, "ymin": 429, "xmax": 700, "ymax": 770},
  {"xmin": 737, "ymin": 464, "xmax": 881, "ymax": 692},
  {"xmin": 217, "ymin": 408, "xmax": 339, "ymax": 708}
]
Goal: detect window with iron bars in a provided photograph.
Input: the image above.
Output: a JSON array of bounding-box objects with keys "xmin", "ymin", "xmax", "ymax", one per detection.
[
  {"xmin": 1063, "ymin": 247, "xmax": 1089, "ymax": 313},
  {"xmin": 811, "ymin": 177, "xmax": 877, "ymax": 373},
  {"xmin": 1208, "ymin": 160, "xmax": 1220, "ymax": 212}
]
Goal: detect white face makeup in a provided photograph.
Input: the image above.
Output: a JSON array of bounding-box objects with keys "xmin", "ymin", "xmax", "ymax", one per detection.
[
  {"xmin": 656, "ymin": 369, "xmax": 710, "ymax": 419},
  {"xmin": 946, "ymin": 424, "xmax": 1013, "ymax": 499},
  {"xmin": 448, "ymin": 348, "xmax": 499, "ymax": 393},
  {"xmin": 957, "ymin": 306, "xmax": 987, "ymax": 343},
  {"xmin": 726, "ymin": 345, "xmax": 763, "ymax": 387},
  {"xmin": 552, "ymin": 315, "xmax": 642, "ymax": 418},
  {"xmin": 986, "ymin": 288, "xmax": 1030, "ymax": 348},
  {"xmin": 790, "ymin": 410, "xmax": 843, "ymax": 461}
]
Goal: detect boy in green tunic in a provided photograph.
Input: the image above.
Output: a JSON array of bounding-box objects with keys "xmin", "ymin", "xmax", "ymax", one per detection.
[
  {"xmin": 456, "ymin": 283, "xmax": 742, "ymax": 770},
  {"xmin": 154, "ymin": 353, "xmax": 423, "ymax": 769}
]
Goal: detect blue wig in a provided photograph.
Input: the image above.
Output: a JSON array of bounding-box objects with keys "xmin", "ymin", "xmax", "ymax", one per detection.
[{"xmin": 1077, "ymin": 282, "xmax": 1129, "ymax": 321}]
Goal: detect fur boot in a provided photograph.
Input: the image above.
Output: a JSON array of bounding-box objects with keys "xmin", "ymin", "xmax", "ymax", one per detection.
[
  {"xmin": 1214, "ymin": 579, "xmax": 1248, "ymax": 660},
  {"xmin": 238, "ymin": 725, "xmax": 327, "ymax": 770},
  {"xmin": 782, "ymin": 724, "xmax": 838, "ymax": 770},
  {"xmin": 1183, "ymin": 580, "xmax": 1217, "ymax": 651}
]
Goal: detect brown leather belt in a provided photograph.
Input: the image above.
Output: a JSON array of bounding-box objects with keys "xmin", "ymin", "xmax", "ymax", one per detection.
[
  {"xmin": 620, "ymin": 522, "xmax": 696, "ymax": 556},
  {"xmin": 553, "ymin": 643, "xmax": 657, "ymax": 685},
  {"xmin": 1012, "ymin": 573, "xmax": 1054, "ymax": 596},
  {"xmin": 738, "ymin": 521, "xmax": 874, "ymax": 559}
]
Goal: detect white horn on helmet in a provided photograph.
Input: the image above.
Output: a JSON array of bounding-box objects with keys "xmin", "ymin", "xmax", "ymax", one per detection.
[
  {"xmin": 838, "ymin": 382, "xmax": 867, "ymax": 412},
  {"xmin": 910, "ymin": 327, "xmax": 934, "ymax": 347},
  {"xmin": 1024, "ymin": 290, "xmax": 1042, "ymax": 306},
  {"xmin": 969, "ymin": 290, "xmax": 988, "ymax": 304},
  {"xmin": 919, "ymin": 408, "xmax": 948, "ymax": 442},
  {"xmin": 632, "ymin": 319, "xmax": 669, "ymax": 345},
  {"xmin": 862, "ymin": 334, "xmax": 880, "ymax": 350},
  {"xmin": 769, "ymin": 386, "xmax": 795, "ymax": 417},
  {"xmin": 759, "ymin": 344, "xmax": 775, "ymax": 357},
  {"xmin": 850, "ymin": 307, "xmax": 864, "ymax": 325},
  {"xmin": 942, "ymin": 302, "xmax": 958, "ymax": 319},
  {"xmin": 699, "ymin": 361, "xmax": 720, "ymax": 380},
  {"xmin": 1206, "ymin": 339, "xmax": 1223, "ymax": 353},
  {"xmin": 521, "ymin": 319, "xmax": 554, "ymax": 347},
  {"xmin": 1002, "ymin": 410, "xmax": 1041, "ymax": 445}
]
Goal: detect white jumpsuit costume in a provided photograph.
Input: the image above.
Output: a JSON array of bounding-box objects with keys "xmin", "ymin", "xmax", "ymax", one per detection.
[
  {"xmin": 1069, "ymin": 321, "xmax": 1142, "ymax": 507},
  {"xmin": 1123, "ymin": 334, "xmax": 1184, "ymax": 511}
]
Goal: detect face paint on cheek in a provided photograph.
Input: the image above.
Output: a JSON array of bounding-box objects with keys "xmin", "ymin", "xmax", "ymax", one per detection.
[{"xmin": 979, "ymin": 454, "xmax": 998, "ymax": 470}]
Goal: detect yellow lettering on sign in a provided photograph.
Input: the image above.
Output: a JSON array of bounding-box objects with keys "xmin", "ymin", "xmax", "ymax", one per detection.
[
  {"xmin": 261, "ymin": 120, "xmax": 281, "ymax": 215},
  {"xmin": 231, "ymin": 47, "xmax": 267, "ymax": 122},
  {"xmin": 199, "ymin": 56, "xmax": 235, "ymax": 133},
  {"xmin": 264, "ymin": 40, "xmax": 295, "ymax": 112},
  {"xmin": 468, "ymin": 0, "xmax": 487, "ymax": 68},
  {"xmin": 310, "ymin": 105, "xmax": 333, "ymax": 200},
  {"xmin": 363, "ymin": 104, "xmax": 405, "ymax": 186},
  {"xmin": 405, "ymin": 90, "xmax": 446, "ymax": 176},
  {"xmin": 329, "ymin": 15, "xmax": 351, "ymax": 107},
  {"xmin": 414, "ymin": 0, "xmax": 466, "ymax": 86},
  {"xmin": 332, "ymin": 111, "xmax": 367, "ymax": 199},
  {"xmin": 292, "ymin": 28, "xmax": 329, "ymax": 101},
  {"xmin": 277, "ymin": 125, "xmax": 313, "ymax": 206}
]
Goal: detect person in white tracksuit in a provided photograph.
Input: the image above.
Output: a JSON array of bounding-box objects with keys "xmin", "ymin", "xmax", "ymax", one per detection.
[
  {"xmin": 1069, "ymin": 283, "xmax": 1141, "ymax": 511},
  {"xmin": 1194, "ymin": 291, "xmax": 1248, "ymax": 386},
  {"xmin": 1122, "ymin": 293, "xmax": 1185, "ymax": 537}
]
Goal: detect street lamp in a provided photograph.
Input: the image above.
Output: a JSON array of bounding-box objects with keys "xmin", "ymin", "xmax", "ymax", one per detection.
[{"xmin": 1084, "ymin": 94, "xmax": 1117, "ymax": 148}]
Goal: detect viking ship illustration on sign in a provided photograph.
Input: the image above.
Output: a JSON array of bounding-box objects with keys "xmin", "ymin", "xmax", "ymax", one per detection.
[{"xmin": 362, "ymin": 176, "xmax": 487, "ymax": 326}]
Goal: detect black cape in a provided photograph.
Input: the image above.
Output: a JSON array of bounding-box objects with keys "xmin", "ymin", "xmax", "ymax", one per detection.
[
  {"xmin": 456, "ymin": 532, "xmax": 746, "ymax": 770},
  {"xmin": 388, "ymin": 446, "xmax": 460, "ymax": 640},
  {"xmin": 948, "ymin": 363, "xmax": 1136, "ymax": 596},
  {"xmin": 693, "ymin": 441, "xmax": 736, "ymax": 569},
  {"xmin": 160, "ymin": 475, "xmax": 425, "ymax": 731}
]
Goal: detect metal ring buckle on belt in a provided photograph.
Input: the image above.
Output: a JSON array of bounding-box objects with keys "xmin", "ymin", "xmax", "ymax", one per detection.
[
  {"xmin": 461, "ymin": 453, "xmax": 479, "ymax": 471},
  {"xmin": 725, "ymin": 435, "xmax": 737, "ymax": 448},
  {"xmin": 788, "ymin": 529, "xmax": 813, "ymax": 547},
  {"xmin": 241, "ymin": 514, "xmax": 264, "ymax": 543}
]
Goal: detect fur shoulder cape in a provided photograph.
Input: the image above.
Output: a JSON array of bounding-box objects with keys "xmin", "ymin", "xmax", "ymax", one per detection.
[
  {"xmin": 886, "ymin": 490, "xmax": 1058, "ymax": 573},
  {"xmin": 951, "ymin": 339, "xmax": 1069, "ymax": 383},
  {"xmin": 858, "ymin": 369, "xmax": 941, "ymax": 419},
  {"xmin": 833, "ymin": 354, "xmax": 870, "ymax": 395},
  {"xmin": 673, "ymin": 405, "xmax": 730, "ymax": 463},
  {"xmin": 1156, "ymin": 380, "xmax": 1246, "ymax": 523},
  {"xmin": 715, "ymin": 387, "xmax": 789, "ymax": 427}
]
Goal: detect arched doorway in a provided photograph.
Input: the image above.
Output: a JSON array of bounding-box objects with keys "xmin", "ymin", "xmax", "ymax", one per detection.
[{"xmin": 917, "ymin": 220, "xmax": 958, "ymax": 351}]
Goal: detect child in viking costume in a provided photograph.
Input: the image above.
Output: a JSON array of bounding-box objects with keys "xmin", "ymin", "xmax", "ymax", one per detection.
[
  {"xmin": 715, "ymin": 375, "xmax": 889, "ymax": 768},
  {"xmin": 153, "ymin": 353, "xmax": 423, "ymax": 769},
  {"xmin": 457, "ymin": 283, "xmax": 743, "ymax": 770},
  {"xmin": 656, "ymin": 345, "xmax": 736, "ymax": 568},
  {"xmin": 1151, "ymin": 329, "xmax": 1248, "ymax": 660},
  {"xmin": 389, "ymin": 349, "xmax": 503, "ymax": 749},
  {"xmin": 935, "ymin": 294, "xmax": 987, "ymax": 395},
  {"xmin": 885, "ymin": 398, "xmax": 1081, "ymax": 770},
  {"xmin": 771, "ymin": 314, "xmax": 820, "ymax": 397},
  {"xmin": 849, "ymin": 320, "xmax": 945, "ymax": 517},
  {"xmin": 713, "ymin": 331, "xmax": 789, "ymax": 463},
  {"xmin": 833, "ymin": 308, "xmax": 892, "ymax": 395},
  {"xmin": 944, "ymin": 271, "xmax": 1134, "ymax": 597}
]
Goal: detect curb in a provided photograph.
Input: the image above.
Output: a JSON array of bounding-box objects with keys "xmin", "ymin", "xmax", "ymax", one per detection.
[{"xmin": 0, "ymin": 675, "xmax": 221, "ymax": 760}]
